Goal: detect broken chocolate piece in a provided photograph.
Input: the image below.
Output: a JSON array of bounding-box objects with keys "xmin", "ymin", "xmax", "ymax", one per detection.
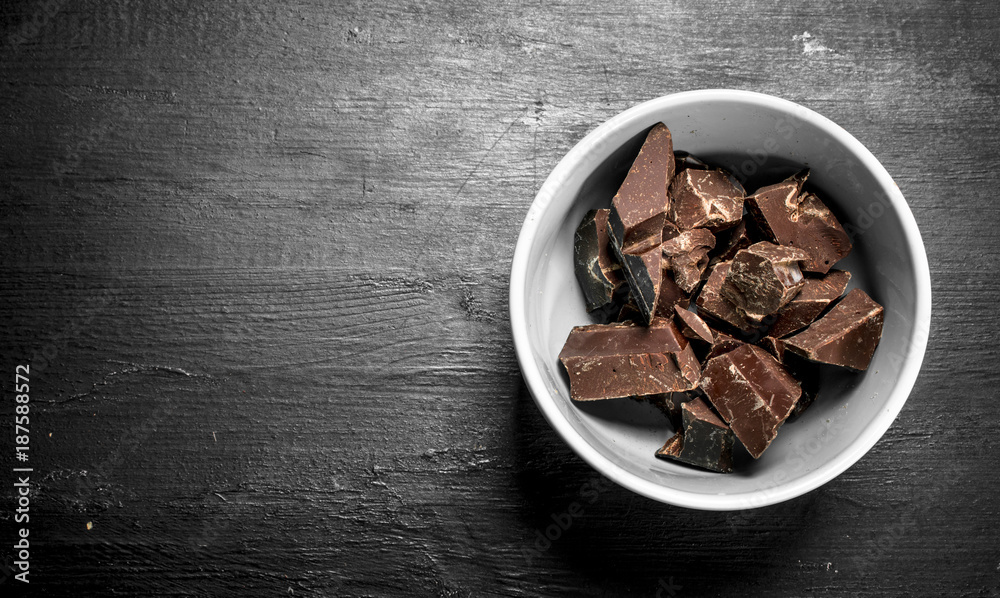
[
  {"xmin": 558, "ymin": 319, "xmax": 700, "ymax": 401},
  {"xmin": 614, "ymin": 241, "xmax": 664, "ymax": 325},
  {"xmin": 640, "ymin": 391, "xmax": 694, "ymax": 428},
  {"xmin": 745, "ymin": 171, "xmax": 852, "ymax": 274},
  {"xmin": 710, "ymin": 219, "xmax": 753, "ymax": 266},
  {"xmin": 574, "ymin": 209, "xmax": 627, "ymax": 317},
  {"xmin": 669, "ymin": 169, "xmax": 745, "ymax": 232},
  {"xmin": 768, "ymin": 270, "xmax": 852, "ymax": 338},
  {"xmin": 656, "ymin": 431, "xmax": 684, "ymax": 459},
  {"xmin": 785, "ymin": 288, "xmax": 884, "ymax": 371},
  {"xmin": 704, "ymin": 331, "xmax": 744, "ymax": 362},
  {"xmin": 674, "ymin": 306, "xmax": 715, "ymax": 345},
  {"xmin": 694, "ymin": 262, "xmax": 758, "ymax": 334},
  {"xmin": 656, "ymin": 398, "xmax": 734, "ymax": 473},
  {"xmin": 700, "ymin": 344, "xmax": 801, "ymax": 459},
  {"xmin": 655, "ymin": 268, "xmax": 690, "ymax": 316},
  {"xmin": 757, "ymin": 336, "xmax": 785, "ymax": 362},
  {"xmin": 608, "ymin": 124, "xmax": 675, "ymax": 323},
  {"xmin": 673, "ymin": 151, "xmax": 711, "ymax": 173},
  {"xmin": 786, "ymin": 353, "xmax": 821, "ymax": 420},
  {"xmin": 721, "ymin": 242, "xmax": 809, "ymax": 319},
  {"xmin": 661, "ymin": 228, "xmax": 716, "ymax": 293}
]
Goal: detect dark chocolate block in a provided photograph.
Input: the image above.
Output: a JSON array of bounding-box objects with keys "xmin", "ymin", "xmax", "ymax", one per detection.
[
  {"xmin": 558, "ymin": 319, "xmax": 700, "ymax": 401},
  {"xmin": 768, "ymin": 270, "xmax": 852, "ymax": 338},
  {"xmin": 656, "ymin": 398, "xmax": 734, "ymax": 473},
  {"xmin": 785, "ymin": 288, "xmax": 884, "ymax": 371},
  {"xmin": 745, "ymin": 171, "xmax": 852, "ymax": 274},
  {"xmin": 608, "ymin": 124, "xmax": 675, "ymax": 323},
  {"xmin": 574, "ymin": 209, "xmax": 627, "ymax": 316},
  {"xmin": 700, "ymin": 344, "xmax": 801, "ymax": 459},
  {"xmin": 695, "ymin": 262, "xmax": 758, "ymax": 334},
  {"xmin": 661, "ymin": 228, "xmax": 716, "ymax": 293},
  {"xmin": 721, "ymin": 242, "xmax": 809, "ymax": 319},
  {"xmin": 669, "ymin": 169, "xmax": 745, "ymax": 232}
]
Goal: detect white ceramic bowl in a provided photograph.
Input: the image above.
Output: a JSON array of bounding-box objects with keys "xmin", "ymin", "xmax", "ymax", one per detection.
[{"xmin": 509, "ymin": 90, "xmax": 931, "ymax": 510}]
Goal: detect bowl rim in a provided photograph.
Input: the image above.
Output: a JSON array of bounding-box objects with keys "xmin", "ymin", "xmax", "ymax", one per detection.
[{"xmin": 508, "ymin": 89, "xmax": 932, "ymax": 510}]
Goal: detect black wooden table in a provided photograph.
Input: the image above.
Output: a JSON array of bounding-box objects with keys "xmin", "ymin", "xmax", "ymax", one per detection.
[{"xmin": 1, "ymin": 1, "xmax": 998, "ymax": 596}]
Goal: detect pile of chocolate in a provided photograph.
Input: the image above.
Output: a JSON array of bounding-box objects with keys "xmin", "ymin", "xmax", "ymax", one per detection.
[{"xmin": 559, "ymin": 122, "xmax": 884, "ymax": 473}]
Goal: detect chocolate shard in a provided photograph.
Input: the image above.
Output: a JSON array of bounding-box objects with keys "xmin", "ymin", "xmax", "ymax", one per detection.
[
  {"xmin": 614, "ymin": 241, "xmax": 664, "ymax": 325},
  {"xmin": 674, "ymin": 306, "xmax": 715, "ymax": 347},
  {"xmin": 768, "ymin": 270, "xmax": 852, "ymax": 338},
  {"xmin": 656, "ymin": 431, "xmax": 684, "ymax": 459},
  {"xmin": 700, "ymin": 344, "xmax": 801, "ymax": 459},
  {"xmin": 704, "ymin": 331, "xmax": 744, "ymax": 362},
  {"xmin": 710, "ymin": 219, "xmax": 753, "ymax": 267},
  {"xmin": 757, "ymin": 336, "xmax": 785, "ymax": 362},
  {"xmin": 669, "ymin": 169, "xmax": 745, "ymax": 232},
  {"xmin": 673, "ymin": 151, "xmax": 711, "ymax": 173},
  {"xmin": 574, "ymin": 209, "xmax": 627, "ymax": 316},
  {"xmin": 695, "ymin": 262, "xmax": 758, "ymax": 334},
  {"xmin": 785, "ymin": 288, "xmax": 884, "ymax": 371},
  {"xmin": 745, "ymin": 171, "xmax": 852, "ymax": 274},
  {"xmin": 608, "ymin": 124, "xmax": 675, "ymax": 324},
  {"xmin": 616, "ymin": 268, "xmax": 689, "ymax": 323},
  {"xmin": 661, "ymin": 228, "xmax": 716, "ymax": 293},
  {"xmin": 558, "ymin": 319, "xmax": 700, "ymax": 401},
  {"xmin": 656, "ymin": 398, "xmax": 734, "ymax": 473},
  {"xmin": 721, "ymin": 242, "xmax": 809, "ymax": 319},
  {"xmin": 655, "ymin": 269, "xmax": 691, "ymax": 316},
  {"xmin": 786, "ymin": 353, "xmax": 821, "ymax": 420}
]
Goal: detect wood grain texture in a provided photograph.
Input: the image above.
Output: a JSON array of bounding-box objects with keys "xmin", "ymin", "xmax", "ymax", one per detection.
[{"xmin": 1, "ymin": 0, "xmax": 998, "ymax": 596}]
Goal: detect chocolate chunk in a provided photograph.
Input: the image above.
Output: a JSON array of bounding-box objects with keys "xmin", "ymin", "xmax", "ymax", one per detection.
[
  {"xmin": 704, "ymin": 331, "xmax": 744, "ymax": 362},
  {"xmin": 710, "ymin": 219, "xmax": 753, "ymax": 266},
  {"xmin": 574, "ymin": 209, "xmax": 627, "ymax": 316},
  {"xmin": 768, "ymin": 270, "xmax": 852, "ymax": 338},
  {"xmin": 656, "ymin": 398, "xmax": 734, "ymax": 473},
  {"xmin": 673, "ymin": 151, "xmax": 711, "ymax": 173},
  {"xmin": 654, "ymin": 269, "xmax": 691, "ymax": 316},
  {"xmin": 785, "ymin": 289, "xmax": 884, "ymax": 371},
  {"xmin": 695, "ymin": 262, "xmax": 758, "ymax": 334},
  {"xmin": 656, "ymin": 431, "xmax": 684, "ymax": 458},
  {"xmin": 608, "ymin": 123, "xmax": 674, "ymax": 247},
  {"xmin": 745, "ymin": 171, "xmax": 852, "ymax": 274},
  {"xmin": 669, "ymin": 169, "xmax": 745, "ymax": 232},
  {"xmin": 614, "ymin": 241, "xmax": 664, "ymax": 325},
  {"xmin": 700, "ymin": 344, "xmax": 801, "ymax": 459},
  {"xmin": 661, "ymin": 228, "xmax": 716, "ymax": 293},
  {"xmin": 721, "ymin": 242, "xmax": 809, "ymax": 319},
  {"xmin": 558, "ymin": 319, "xmax": 700, "ymax": 401},
  {"xmin": 757, "ymin": 336, "xmax": 785, "ymax": 362},
  {"xmin": 607, "ymin": 124, "xmax": 675, "ymax": 323},
  {"xmin": 616, "ymin": 269, "xmax": 688, "ymax": 323},
  {"xmin": 674, "ymin": 306, "xmax": 715, "ymax": 346},
  {"xmin": 641, "ymin": 391, "xmax": 694, "ymax": 428},
  {"xmin": 786, "ymin": 353, "xmax": 821, "ymax": 420}
]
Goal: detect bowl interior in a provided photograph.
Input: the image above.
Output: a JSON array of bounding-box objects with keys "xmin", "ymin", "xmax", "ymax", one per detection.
[{"xmin": 515, "ymin": 92, "xmax": 928, "ymax": 509}]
